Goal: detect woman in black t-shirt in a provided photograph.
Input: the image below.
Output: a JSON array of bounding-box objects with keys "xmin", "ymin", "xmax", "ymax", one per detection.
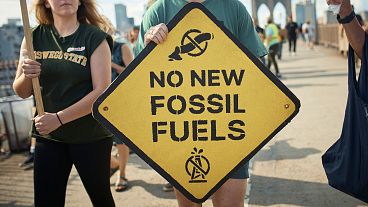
[{"xmin": 13, "ymin": 0, "xmax": 115, "ymax": 206}]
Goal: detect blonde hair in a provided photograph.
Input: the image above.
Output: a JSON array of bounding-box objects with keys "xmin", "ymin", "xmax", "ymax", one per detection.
[
  {"xmin": 33, "ymin": 0, "xmax": 109, "ymax": 30},
  {"xmin": 101, "ymin": 15, "xmax": 116, "ymax": 35}
]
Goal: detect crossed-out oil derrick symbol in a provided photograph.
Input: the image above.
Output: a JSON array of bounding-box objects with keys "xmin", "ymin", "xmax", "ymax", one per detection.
[
  {"xmin": 186, "ymin": 148, "xmax": 211, "ymax": 183},
  {"xmin": 169, "ymin": 29, "xmax": 214, "ymax": 61}
]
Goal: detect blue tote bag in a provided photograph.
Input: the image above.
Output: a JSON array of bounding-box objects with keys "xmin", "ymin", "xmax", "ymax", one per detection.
[{"xmin": 322, "ymin": 35, "xmax": 368, "ymax": 203}]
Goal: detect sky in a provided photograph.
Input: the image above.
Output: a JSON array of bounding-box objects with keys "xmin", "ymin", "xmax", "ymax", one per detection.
[
  {"xmin": 0, "ymin": 0, "xmax": 365, "ymax": 27},
  {"xmin": 0, "ymin": 0, "xmax": 147, "ymax": 26}
]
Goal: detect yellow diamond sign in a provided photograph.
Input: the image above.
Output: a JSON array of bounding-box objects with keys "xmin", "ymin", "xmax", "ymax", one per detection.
[{"xmin": 93, "ymin": 3, "xmax": 300, "ymax": 203}]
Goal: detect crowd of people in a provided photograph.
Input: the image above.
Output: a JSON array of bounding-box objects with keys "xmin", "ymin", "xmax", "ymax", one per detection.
[
  {"xmin": 11, "ymin": 0, "xmax": 367, "ymax": 206},
  {"xmin": 253, "ymin": 15, "xmax": 322, "ymax": 78}
]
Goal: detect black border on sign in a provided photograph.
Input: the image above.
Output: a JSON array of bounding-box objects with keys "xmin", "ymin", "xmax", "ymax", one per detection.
[{"xmin": 93, "ymin": 2, "xmax": 301, "ymax": 203}]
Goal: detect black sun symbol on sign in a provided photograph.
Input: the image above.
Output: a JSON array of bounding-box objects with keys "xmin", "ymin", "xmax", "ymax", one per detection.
[
  {"xmin": 169, "ymin": 29, "xmax": 214, "ymax": 61},
  {"xmin": 185, "ymin": 148, "xmax": 210, "ymax": 183}
]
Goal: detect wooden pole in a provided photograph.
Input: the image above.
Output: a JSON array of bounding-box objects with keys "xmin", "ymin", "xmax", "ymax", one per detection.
[{"xmin": 19, "ymin": 0, "xmax": 45, "ymax": 115}]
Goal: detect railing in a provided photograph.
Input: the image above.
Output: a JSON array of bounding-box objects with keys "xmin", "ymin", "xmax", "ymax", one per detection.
[
  {"xmin": 0, "ymin": 60, "xmax": 17, "ymax": 97},
  {"xmin": 318, "ymin": 24, "xmax": 339, "ymax": 49}
]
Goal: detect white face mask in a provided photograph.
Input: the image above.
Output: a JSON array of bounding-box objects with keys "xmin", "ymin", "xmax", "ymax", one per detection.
[{"xmin": 328, "ymin": 4, "xmax": 342, "ymax": 15}]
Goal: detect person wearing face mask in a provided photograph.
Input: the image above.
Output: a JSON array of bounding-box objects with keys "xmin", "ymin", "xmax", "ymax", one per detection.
[
  {"xmin": 135, "ymin": 0, "xmax": 267, "ymax": 206},
  {"xmin": 13, "ymin": 0, "xmax": 115, "ymax": 206}
]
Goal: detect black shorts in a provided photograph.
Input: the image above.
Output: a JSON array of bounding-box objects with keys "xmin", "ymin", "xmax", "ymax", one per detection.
[{"xmin": 230, "ymin": 162, "xmax": 249, "ymax": 179}]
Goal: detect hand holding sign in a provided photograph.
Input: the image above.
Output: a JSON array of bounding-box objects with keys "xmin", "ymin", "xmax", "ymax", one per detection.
[
  {"xmin": 34, "ymin": 113, "xmax": 62, "ymax": 135},
  {"xmin": 93, "ymin": 3, "xmax": 300, "ymax": 203},
  {"xmin": 19, "ymin": 0, "xmax": 45, "ymax": 115},
  {"xmin": 144, "ymin": 23, "xmax": 169, "ymax": 46}
]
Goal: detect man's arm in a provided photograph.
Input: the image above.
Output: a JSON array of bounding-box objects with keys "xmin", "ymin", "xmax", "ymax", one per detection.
[
  {"xmin": 328, "ymin": 0, "xmax": 365, "ymax": 58},
  {"xmin": 342, "ymin": 6, "xmax": 365, "ymax": 58}
]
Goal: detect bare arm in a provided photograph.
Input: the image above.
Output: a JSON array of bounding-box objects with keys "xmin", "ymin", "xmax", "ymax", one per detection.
[
  {"xmin": 341, "ymin": 7, "xmax": 365, "ymax": 58},
  {"xmin": 328, "ymin": 0, "xmax": 365, "ymax": 58},
  {"xmin": 112, "ymin": 44, "xmax": 134, "ymax": 74},
  {"xmin": 122, "ymin": 44, "xmax": 134, "ymax": 67},
  {"xmin": 13, "ymin": 38, "xmax": 41, "ymax": 98},
  {"xmin": 343, "ymin": 22, "xmax": 365, "ymax": 59},
  {"xmin": 57, "ymin": 40, "xmax": 111, "ymax": 124}
]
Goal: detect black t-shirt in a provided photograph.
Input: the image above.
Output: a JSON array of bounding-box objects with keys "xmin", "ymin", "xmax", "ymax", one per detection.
[
  {"xmin": 32, "ymin": 24, "xmax": 113, "ymax": 143},
  {"xmin": 286, "ymin": 22, "xmax": 298, "ymax": 38}
]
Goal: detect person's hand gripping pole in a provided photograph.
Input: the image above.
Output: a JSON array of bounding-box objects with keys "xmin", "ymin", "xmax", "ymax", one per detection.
[{"xmin": 19, "ymin": 0, "xmax": 45, "ymax": 115}]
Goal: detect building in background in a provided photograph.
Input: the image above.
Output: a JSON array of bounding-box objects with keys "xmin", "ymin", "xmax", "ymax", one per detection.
[
  {"xmin": 296, "ymin": 0, "xmax": 317, "ymax": 25},
  {"xmin": 295, "ymin": 2, "xmax": 306, "ymax": 26},
  {"xmin": 304, "ymin": 0, "xmax": 316, "ymax": 25},
  {"xmin": 128, "ymin": 17, "xmax": 135, "ymax": 26},
  {"xmin": 295, "ymin": 1, "xmax": 317, "ymax": 27},
  {"xmin": 115, "ymin": 3, "xmax": 127, "ymax": 32},
  {"xmin": 295, "ymin": 0, "xmax": 318, "ymax": 42},
  {"xmin": 0, "ymin": 19, "xmax": 22, "ymax": 96},
  {"xmin": 0, "ymin": 18, "xmax": 23, "ymax": 61},
  {"xmin": 115, "ymin": 3, "xmax": 134, "ymax": 34}
]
